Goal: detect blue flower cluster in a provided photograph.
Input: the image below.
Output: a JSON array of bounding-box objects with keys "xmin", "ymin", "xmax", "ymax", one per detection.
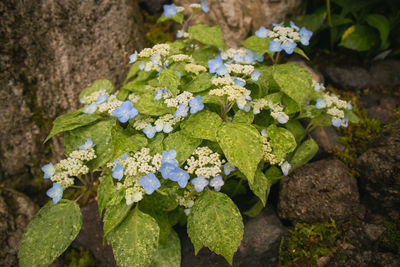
[{"xmin": 112, "ymin": 101, "xmax": 139, "ymax": 123}]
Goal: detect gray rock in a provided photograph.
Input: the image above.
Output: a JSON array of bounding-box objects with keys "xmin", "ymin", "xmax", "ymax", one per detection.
[
  {"xmin": 370, "ymin": 60, "xmax": 400, "ymax": 90},
  {"xmin": 181, "ymin": 205, "xmax": 286, "ymax": 266},
  {"xmin": 328, "ymin": 251, "xmax": 400, "ymax": 267},
  {"xmin": 0, "ymin": 188, "xmax": 38, "ymax": 267},
  {"xmin": 310, "ymin": 126, "xmax": 345, "ymax": 153},
  {"xmin": 278, "ymin": 159, "xmax": 362, "ymax": 224},
  {"xmin": 324, "ymin": 66, "xmax": 371, "ymax": 91},
  {"xmin": 175, "ymin": 0, "xmax": 304, "ymax": 47},
  {"xmin": 356, "ymin": 119, "xmax": 400, "ymax": 215},
  {"xmin": 0, "ymin": 0, "xmax": 146, "ymax": 178}
]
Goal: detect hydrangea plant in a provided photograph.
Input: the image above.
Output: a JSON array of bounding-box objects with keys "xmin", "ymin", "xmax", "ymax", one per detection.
[{"xmin": 18, "ymin": 2, "xmax": 359, "ymax": 266}]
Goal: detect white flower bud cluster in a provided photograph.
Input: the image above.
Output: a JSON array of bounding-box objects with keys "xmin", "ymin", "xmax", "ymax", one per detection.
[
  {"xmin": 189, "ymin": 3, "xmax": 201, "ymax": 9},
  {"xmin": 97, "ymin": 95, "xmax": 123, "ymax": 114},
  {"xmin": 128, "ymin": 93, "xmax": 140, "ymax": 103},
  {"xmin": 154, "ymin": 114, "xmax": 183, "ymax": 131},
  {"xmin": 327, "ymin": 106, "xmax": 345, "ymax": 119},
  {"xmin": 324, "ymin": 94, "xmax": 348, "ymax": 110},
  {"xmin": 56, "ymin": 158, "xmax": 90, "ymax": 177},
  {"xmin": 252, "ymin": 98, "xmax": 269, "ymax": 114},
  {"xmin": 120, "ymin": 148, "xmax": 162, "ymax": 178},
  {"xmin": 312, "ymin": 80, "xmax": 326, "ymax": 92},
  {"xmin": 209, "ymin": 85, "xmax": 251, "ymax": 102},
  {"xmin": 185, "ymin": 63, "xmax": 207, "ymax": 75},
  {"xmin": 51, "ymin": 172, "xmax": 74, "ymax": 189},
  {"xmin": 260, "ymin": 131, "xmax": 284, "ymax": 165},
  {"xmin": 225, "ymin": 64, "xmax": 255, "ymax": 75},
  {"xmin": 132, "ymin": 115, "xmax": 155, "ymax": 131},
  {"xmin": 177, "ymin": 30, "xmax": 190, "ymax": 38},
  {"xmin": 211, "ymin": 76, "xmax": 234, "ymax": 86},
  {"xmin": 268, "ymin": 25, "xmax": 300, "ymax": 43},
  {"xmin": 178, "ymin": 195, "xmax": 195, "ymax": 216},
  {"xmin": 220, "ymin": 48, "xmax": 257, "ymax": 65},
  {"xmin": 124, "ymin": 184, "xmax": 145, "ymax": 205},
  {"xmin": 69, "ymin": 148, "xmax": 96, "ymax": 161},
  {"xmin": 80, "ymin": 89, "xmax": 107, "ymax": 105},
  {"xmin": 184, "ymin": 147, "xmax": 224, "ymax": 179},
  {"xmin": 269, "ymin": 102, "xmax": 289, "ymax": 123},
  {"xmin": 169, "ymin": 54, "xmax": 194, "ymax": 63},
  {"xmin": 164, "ymin": 91, "xmax": 194, "ymax": 108}
]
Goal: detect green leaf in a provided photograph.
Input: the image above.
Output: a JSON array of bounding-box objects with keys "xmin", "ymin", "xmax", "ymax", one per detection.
[
  {"xmin": 244, "ymin": 200, "xmax": 264, "ymax": 218},
  {"xmin": 103, "ymin": 193, "xmax": 132, "ymax": 238},
  {"xmin": 265, "ymin": 166, "xmax": 283, "ymax": 184},
  {"xmin": 44, "ymin": 110, "xmax": 101, "ymax": 143},
  {"xmin": 125, "ymin": 61, "xmax": 141, "ymax": 83},
  {"xmin": 157, "ymin": 13, "xmax": 184, "ymax": 24},
  {"xmin": 108, "ymin": 206, "xmax": 160, "ymax": 267},
  {"xmin": 249, "ymin": 169, "xmax": 271, "ymax": 206},
  {"xmin": 294, "ymin": 47, "xmax": 310, "ymax": 61},
  {"xmin": 159, "ymin": 69, "xmax": 180, "ymax": 96},
  {"xmin": 344, "ymin": 109, "xmax": 359, "ymax": 123},
  {"xmin": 167, "ymin": 40, "xmax": 186, "ymax": 54},
  {"xmin": 188, "ymin": 24, "xmax": 227, "ymax": 49},
  {"xmin": 365, "ymin": 14, "xmax": 390, "ymax": 49},
  {"xmin": 241, "ymin": 36, "xmax": 268, "ymax": 54},
  {"xmin": 233, "ymin": 110, "xmax": 254, "ymax": 124},
  {"xmin": 79, "ymin": 79, "xmax": 114, "ymax": 99},
  {"xmin": 111, "ymin": 125, "xmax": 147, "ymax": 158},
  {"xmin": 289, "ymin": 138, "xmax": 318, "ymax": 170},
  {"xmin": 192, "ymin": 46, "xmax": 219, "ymax": 66},
  {"xmin": 180, "ymin": 110, "xmax": 223, "ymax": 141},
  {"xmin": 293, "ymin": 8, "xmax": 327, "ymax": 32},
  {"xmin": 148, "ymin": 133, "xmax": 165, "ymax": 155},
  {"xmin": 122, "ymin": 81, "xmax": 148, "ymax": 94},
  {"xmin": 135, "ymin": 91, "xmax": 174, "ymax": 116},
  {"xmin": 97, "ymin": 174, "xmax": 114, "ymax": 216},
  {"xmin": 187, "ymin": 191, "xmax": 243, "ymax": 264},
  {"xmin": 186, "ymin": 72, "xmax": 213, "ymax": 93},
  {"xmin": 18, "ymin": 200, "xmax": 82, "ymax": 267},
  {"xmin": 64, "ymin": 120, "xmax": 115, "ymax": 169},
  {"xmin": 282, "ymin": 94, "xmax": 300, "ymax": 114},
  {"xmin": 273, "ymin": 62, "xmax": 312, "ymax": 107},
  {"xmin": 150, "ymin": 230, "xmax": 181, "ymax": 267},
  {"xmin": 284, "ymin": 120, "xmax": 306, "ymax": 144},
  {"xmin": 339, "ymin": 25, "xmax": 378, "ymax": 51},
  {"xmin": 267, "ymin": 124, "xmax": 297, "ymax": 157},
  {"xmin": 163, "ymin": 131, "xmax": 202, "ymax": 166},
  {"xmin": 217, "ymin": 123, "xmax": 264, "ymax": 184}
]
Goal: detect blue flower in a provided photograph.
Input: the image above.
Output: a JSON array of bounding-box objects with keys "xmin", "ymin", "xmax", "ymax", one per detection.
[
  {"xmin": 163, "ymin": 123, "xmax": 174, "ymax": 133},
  {"xmin": 210, "ymin": 175, "xmax": 224, "ymax": 191},
  {"xmin": 251, "ymin": 70, "xmax": 261, "ymax": 81},
  {"xmin": 341, "ymin": 118, "xmax": 349, "ymax": 128},
  {"xmin": 255, "ymin": 54, "xmax": 264, "ymax": 62},
  {"xmin": 139, "ymin": 61, "xmax": 145, "ymax": 70},
  {"xmin": 163, "ymin": 4, "xmax": 177, "ymax": 17},
  {"xmin": 169, "ymin": 168, "xmax": 190, "ymax": 188},
  {"xmin": 120, "ymin": 152, "xmax": 129, "ymax": 160},
  {"xmin": 299, "ymin": 27, "xmax": 313, "ymax": 46},
  {"xmin": 269, "ymin": 39, "xmax": 282, "ymax": 52},
  {"xmin": 47, "ymin": 183, "xmax": 63, "ymax": 204},
  {"xmin": 174, "ymin": 104, "xmax": 189, "ymax": 117},
  {"xmin": 138, "ymin": 172, "xmax": 161, "ymax": 194},
  {"xmin": 96, "ymin": 93, "xmax": 107, "ymax": 105},
  {"xmin": 290, "ymin": 21, "xmax": 299, "ymax": 31},
  {"xmin": 79, "ymin": 138, "xmax": 95, "ymax": 150},
  {"xmin": 224, "ymin": 162, "xmax": 236, "ymax": 175},
  {"xmin": 188, "ymin": 95, "xmax": 204, "ymax": 114},
  {"xmin": 233, "ymin": 77, "xmax": 246, "ymax": 87},
  {"xmin": 191, "ymin": 175, "xmax": 209, "ymax": 192},
  {"xmin": 242, "ymin": 50, "xmax": 255, "ymax": 64},
  {"xmin": 176, "ymin": 30, "xmax": 184, "ymax": 38},
  {"xmin": 112, "ymin": 101, "xmax": 138, "ymax": 123},
  {"xmin": 315, "ymin": 98, "xmax": 327, "ymax": 109},
  {"xmin": 208, "ymin": 56, "xmax": 228, "ymax": 76},
  {"xmin": 347, "ymin": 102, "xmax": 353, "ymax": 110},
  {"xmin": 154, "ymin": 88, "xmax": 166, "ymax": 101},
  {"xmin": 281, "ymin": 161, "xmax": 291, "ymax": 176},
  {"xmin": 201, "ymin": 0, "xmax": 209, "ymax": 13},
  {"xmin": 112, "ymin": 162, "xmax": 124, "ymax": 181},
  {"xmin": 150, "ymin": 53, "xmax": 161, "ymax": 66},
  {"xmin": 129, "ymin": 51, "xmax": 138, "ymax": 64},
  {"xmin": 159, "ymin": 163, "xmax": 178, "ymax": 179},
  {"xmin": 143, "ymin": 124, "xmax": 156, "ymax": 139},
  {"xmin": 331, "ymin": 117, "xmax": 342, "ymax": 128},
  {"xmin": 255, "ymin": 26, "xmax": 270, "ymax": 38},
  {"xmin": 161, "ymin": 150, "xmax": 178, "ymax": 166},
  {"xmin": 83, "ymin": 103, "xmax": 97, "ymax": 114},
  {"xmin": 176, "ymin": 71, "xmax": 182, "ymax": 79},
  {"xmin": 281, "ymin": 40, "xmax": 297, "ymax": 54},
  {"xmin": 42, "ymin": 163, "xmax": 56, "ymax": 179},
  {"xmin": 277, "ymin": 113, "xmax": 289, "ymax": 124},
  {"xmin": 261, "ymin": 128, "xmax": 267, "ymax": 136}
]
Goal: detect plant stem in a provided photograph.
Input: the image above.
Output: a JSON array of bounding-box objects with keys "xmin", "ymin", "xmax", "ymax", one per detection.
[
  {"xmin": 326, "ymin": 0, "xmax": 334, "ymax": 50},
  {"xmin": 275, "ymin": 52, "xmax": 281, "ymax": 64}
]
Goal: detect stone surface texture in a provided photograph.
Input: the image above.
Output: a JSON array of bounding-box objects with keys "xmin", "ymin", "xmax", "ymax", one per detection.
[
  {"xmin": 278, "ymin": 159, "xmax": 362, "ymax": 224},
  {"xmin": 0, "ymin": 188, "xmax": 38, "ymax": 267},
  {"xmin": 175, "ymin": 0, "xmax": 304, "ymax": 47},
  {"xmin": 0, "ymin": 0, "xmax": 146, "ymax": 180}
]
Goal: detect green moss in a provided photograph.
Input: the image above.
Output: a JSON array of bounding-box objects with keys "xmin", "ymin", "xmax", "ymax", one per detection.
[
  {"xmin": 279, "ymin": 220, "xmax": 340, "ymax": 267},
  {"xmin": 64, "ymin": 248, "xmax": 97, "ymax": 267},
  {"xmin": 144, "ymin": 14, "xmax": 175, "ymax": 46},
  {"xmin": 380, "ymin": 220, "xmax": 400, "ymax": 254}
]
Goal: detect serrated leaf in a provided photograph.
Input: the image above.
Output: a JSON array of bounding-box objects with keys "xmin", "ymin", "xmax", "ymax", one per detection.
[
  {"xmin": 344, "ymin": 109, "xmax": 359, "ymax": 123},
  {"xmin": 188, "ymin": 24, "xmax": 227, "ymax": 49},
  {"xmin": 125, "ymin": 61, "xmax": 142, "ymax": 83},
  {"xmin": 18, "ymin": 200, "xmax": 82, "ymax": 267},
  {"xmin": 150, "ymin": 230, "xmax": 181, "ymax": 267},
  {"xmin": 122, "ymin": 81, "xmax": 148, "ymax": 94},
  {"xmin": 159, "ymin": 69, "xmax": 180, "ymax": 96},
  {"xmin": 186, "ymin": 72, "xmax": 213, "ymax": 93},
  {"xmin": 103, "ymin": 194, "xmax": 132, "ymax": 238},
  {"xmin": 242, "ymin": 36, "xmax": 269, "ymax": 54},
  {"xmin": 284, "ymin": 120, "xmax": 306, "ymax": 144},
  {"xmin": 135, "ymin": 91, "xmax": 174, "ymax": 116},
  {"xmin": 148, "ymin": 133, "xmax": 165, "ymax": 155},
  {"xmin": 282, "ymin": 94, "xmax": 300, "ymax": 114},
  {"xmin": 289, "ymin": 138, "xmax": 318, "ymax": 170},
  {"xmin": 64, "ymin": 120, "xmax": 115, "ymax": 170},
  {"xmin": 111, "ymin": 125, "xmax": 147, "ymax": 158},
  {"xmin": 187, "ymin": 191, "xmax": 243, "ymax": 264},
  {"xmin": 339, "ymin": 25, "xmax": 378, "ymax": 51},
  {"xmin": 79, "ymin": 79, "xmax": 114, "ymax": 99},
  {"xmin": 108, "ymin": 206, "xmax": 159, "ymax": 267},
  {"xmin": 180, "ymin": 110, "xmax": 222, "ymax": 141},
  {"xmin": 192, "ymin": 46, "xmax": 219, "ymax": 66},
  {"xmin": 97, "ymin": 174, "xmax": 114, "ymax": 216},
  {"xmin": 267, "ymin": 124, "xmax": 297, "ymax": 158},
  {"xmin": 163, "ymin": 131, "xmax": 201, "ymax": 166},
  {"xmin": 249, "ymin": 169, "xmax": 271, "ymax": 206},
  {"xmin": 233, "ymin": 110, "xmax": 254, "ymax": 124},
  {"xmin": 366, "ymin": 14, "xmax": 390, "ymax": 49},
  {"xmin": 273, "ymin": 62, "xmax": 312, "ymax": 107},
  {"xmin": 217, "ymin": 123, "xmax": 264, "ymax": 184},
  {"xmin": 44, "ymin": 110, "xmax": 101, "ymax": 143}
]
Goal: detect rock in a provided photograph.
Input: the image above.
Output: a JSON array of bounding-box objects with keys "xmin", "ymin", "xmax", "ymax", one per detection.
[
  {"xmin": 310, "ymin": 126, "xmax": 345, "ymax": 153},
  {"xmin": 181, "ymin": 205, "xmax": 286, "ymax": 266},
  {"xmin": 324, "ymin": 66, "xmax": 371, "ymax": 91},
  {"xmin": 327, "ymin": 251, "xmax": 400, "ymax": 267},
  {"xmin": 356, "ymin": 119, "xmax": 400, "ymax": 215},
  {"xmin": 0, "ymin": 188, "xmax": 38, "ymax": 267},
  {"xmin": 370, "ymin": 60, "xmax": 400, "ymax": 90},
  {"xmin": 277, "ymin": 159, "xmax": 362, "ymax": 224},
  {"xmin": 139, "ymin": 0, "xmax": 168, "ymax": 14},
  {"xmin": 73, "ymin": 201, "xmax": 116, "ymax": 267},
  {"xmin": 0, "ymin": 0, "xmax": 146, "ymax": 178},
  {"xmin": 175, "ymin": 0, "xmax": 304, "ymax": 47}
]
